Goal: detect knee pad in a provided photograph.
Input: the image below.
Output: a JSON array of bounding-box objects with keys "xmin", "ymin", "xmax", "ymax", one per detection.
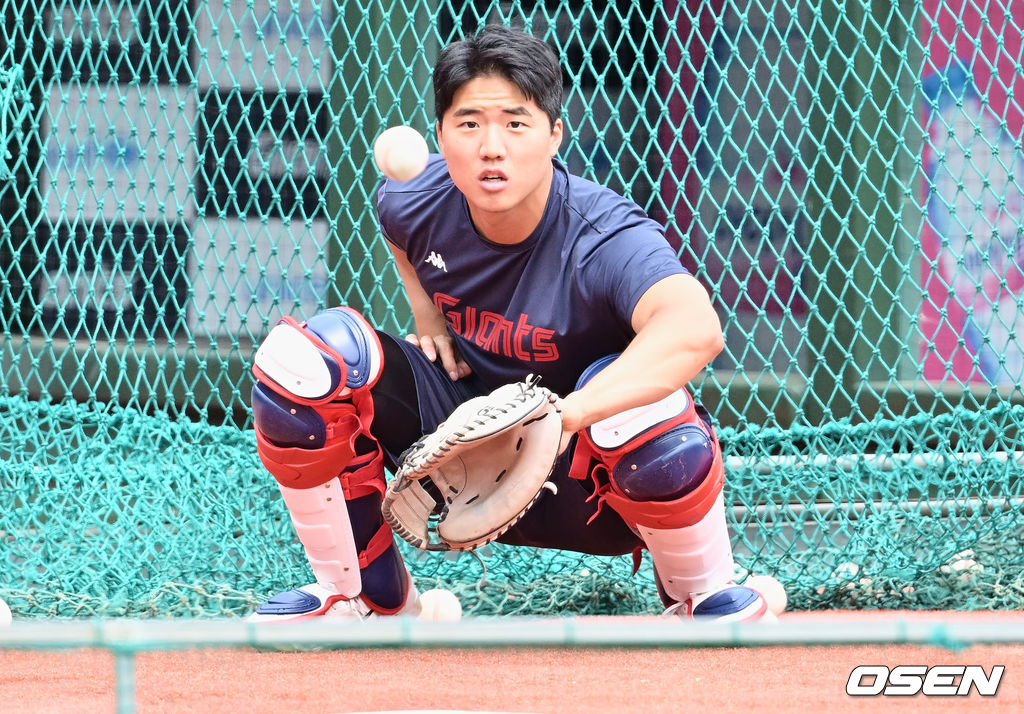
[
  {"xmin": 251, "ymin": 306, "xmax": 385, "ymax": 490},
  {"xmin": 610, "ymin": 422, "xmax": 715, "ymax": 502},
  {"xmin": 568, "ymin": 354, "xmax": 724, "ymax": 529},
  {"xmin": 253, "ymin": 306, "xmax": 383, "ymax": 403}
]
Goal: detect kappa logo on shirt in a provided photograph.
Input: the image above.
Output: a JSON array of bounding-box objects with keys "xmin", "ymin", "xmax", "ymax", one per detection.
[{"xmin": 424, "ymin": 251, "xmax": 448, "ymax": 272}]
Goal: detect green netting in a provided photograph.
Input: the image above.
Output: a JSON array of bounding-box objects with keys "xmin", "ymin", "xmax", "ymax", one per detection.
[{"xmin": 2, "ymin": 0, "xmax": 1024, "ymax": 618}]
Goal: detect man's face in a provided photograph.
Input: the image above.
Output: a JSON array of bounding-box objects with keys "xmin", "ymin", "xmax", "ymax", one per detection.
[{"xmin": 436, "ymin": 74, "xmax": 563, "ymax": 242}]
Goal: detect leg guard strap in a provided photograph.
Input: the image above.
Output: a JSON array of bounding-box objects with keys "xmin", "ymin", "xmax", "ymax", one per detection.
[
  {"xmin": 251, "ymin": 372, "xmax": 378, "ymax": 491},
  {"xmin": 255, "ymin": 402, "xmax": 362, "ymax": 489},
  {"xmin": 359, "ymin": 522, "xmax": 396, "ymax": 570},
  {"xmin": 338, "ymin": 449, "xmax": 387, "ymax": 499}
]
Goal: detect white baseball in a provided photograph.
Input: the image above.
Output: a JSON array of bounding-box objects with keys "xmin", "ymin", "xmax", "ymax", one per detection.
[
  {"xmin": 745, "ymin": 574, "xmax": 788, "ymax": 615},
  {"xmin": 941, "ymin": 555, "xmax": 984, "ymax": 585},
  {"xmin": 0, "ymin": 597, "xmax": 12, "ymax": 626},
  {"xmin": 373, "ymin": 125, "xmax": 429, "ymax": 182},
  {"xmin": 418, "ymin": 588, "xmax": 463, "ymax": 622}
]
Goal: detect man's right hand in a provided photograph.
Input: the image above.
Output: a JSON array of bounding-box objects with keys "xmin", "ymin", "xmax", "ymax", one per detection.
[{"xmin": 405, "ymin": 333, "xmax": 472, "ymax": 381}]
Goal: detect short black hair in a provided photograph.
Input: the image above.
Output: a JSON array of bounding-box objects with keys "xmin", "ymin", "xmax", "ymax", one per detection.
[{"xmin": 433, "ymin": 25, "xmax": 563, "ymax": 128}]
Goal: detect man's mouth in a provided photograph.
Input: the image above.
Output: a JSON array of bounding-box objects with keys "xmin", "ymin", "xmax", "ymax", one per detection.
[{"xmin": 479, "ymin": 170, "xmax": 508, "ymax": 184}]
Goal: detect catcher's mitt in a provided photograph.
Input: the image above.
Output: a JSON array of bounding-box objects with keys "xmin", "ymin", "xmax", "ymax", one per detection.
[{"xmin": 382, "ymin": 376, "xmax": 562, "ymax": 551}]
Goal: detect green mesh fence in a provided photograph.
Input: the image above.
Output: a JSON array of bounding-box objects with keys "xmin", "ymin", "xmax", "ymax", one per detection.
[{"xmin": 2, "ymin": 0, "xmax": 1024, "ymax": 619}]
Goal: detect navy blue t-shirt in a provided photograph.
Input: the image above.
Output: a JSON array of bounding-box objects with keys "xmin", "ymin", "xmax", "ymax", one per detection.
[{"xmin": 376, "ymin": 156, "xmax": 687, "ymax": 396}]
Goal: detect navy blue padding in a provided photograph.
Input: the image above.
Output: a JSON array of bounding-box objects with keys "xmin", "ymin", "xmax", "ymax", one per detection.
[
  {"xmin": 252, "ymin": 382, "xmax": 327, "ymax": 448},
  {"xmin": 255, "ymin": 588, "xmax": 323, "ymax": 615},
  {"xmin": 346, "ymin": 490, "xmax": 406, "ymax": 609},
  {"xmin": 611, "ymin": 423, "xmax": 714, "ymax": 501},
  {"xmin": 692, "ymin": 585, "xmax": 762, "ymax": 618},
  {"xmin": 361, "ymin": 543, "xmax": 407, "ymax": 610},
  {"xmin": 306, "ymin": 308, "xmax": 372, "ymax": 390}
]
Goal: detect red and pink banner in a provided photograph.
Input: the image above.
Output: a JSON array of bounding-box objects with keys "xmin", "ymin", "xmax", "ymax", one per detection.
[{"xmin": 918, "ymin": 0, "xmax": 1024, "ymax": 385}]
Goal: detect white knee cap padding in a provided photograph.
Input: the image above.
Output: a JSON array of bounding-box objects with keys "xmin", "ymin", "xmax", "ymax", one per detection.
[
  {"xmin": 278, "ymin": 480, "xmax": 362, "ymax": 598},
  {"xmin": 637, "ymin": 492, "xmax": 736, "ymax": 601},
  {"xmin": 253, "ymin": 307, "xmax": 383, "ymax": 404}
]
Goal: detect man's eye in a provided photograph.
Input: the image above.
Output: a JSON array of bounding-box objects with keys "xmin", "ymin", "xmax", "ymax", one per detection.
[{"xmin": 509, "ymin": 121, "xmax": 524, "ymax": 129}]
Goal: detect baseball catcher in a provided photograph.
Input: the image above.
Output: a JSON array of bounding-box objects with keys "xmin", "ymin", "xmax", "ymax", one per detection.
[{"xmin": 246, "ymin": 25, "xmax": 769, "ymax": 623}]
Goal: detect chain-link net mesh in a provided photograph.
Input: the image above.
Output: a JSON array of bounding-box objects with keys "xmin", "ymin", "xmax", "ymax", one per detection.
[{"xmin": 2, "ymin": 0, "xmax": 1023, "ymax": 618}]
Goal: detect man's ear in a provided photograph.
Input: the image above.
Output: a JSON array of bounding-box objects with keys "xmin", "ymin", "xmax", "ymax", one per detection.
[
  {"xmin": 436, "ymin": 121, "xmax": 446, "ymax": 159},
  {"xmin": 550, "ymin": 118, "xmax": 563, "ymax": 156}
]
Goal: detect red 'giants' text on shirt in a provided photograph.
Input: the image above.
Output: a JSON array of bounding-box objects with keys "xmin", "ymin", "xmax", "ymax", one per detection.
[{"xmin": 433, "ymin": 292, "xmax": 559, "ymax": 362}]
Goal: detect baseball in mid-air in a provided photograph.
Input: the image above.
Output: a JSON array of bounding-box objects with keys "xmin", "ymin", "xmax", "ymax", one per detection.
[{"xmin": 374, "ymin": 125, "xmax": 430, "ymax": 182}]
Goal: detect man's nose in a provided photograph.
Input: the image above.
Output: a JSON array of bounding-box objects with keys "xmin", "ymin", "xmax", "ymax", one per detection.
[{"xmin": 479, "ymin": 125, "xmax": 507, "ymax": 159}]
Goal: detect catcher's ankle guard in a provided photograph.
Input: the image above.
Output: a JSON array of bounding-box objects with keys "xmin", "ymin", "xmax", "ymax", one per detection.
[
  {"xmin": 251, "ymin": 576, "xmax": 420, "ymax": 621},
  {"xmin": 567, "ymin": 354, "xmax": 724, "ymax": 530}
]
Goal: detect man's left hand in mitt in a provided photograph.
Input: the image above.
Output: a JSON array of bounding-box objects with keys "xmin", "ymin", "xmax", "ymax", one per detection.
[{"xmin": 382, "ymin": 376, "xmax": 562, "ymax": 551}]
